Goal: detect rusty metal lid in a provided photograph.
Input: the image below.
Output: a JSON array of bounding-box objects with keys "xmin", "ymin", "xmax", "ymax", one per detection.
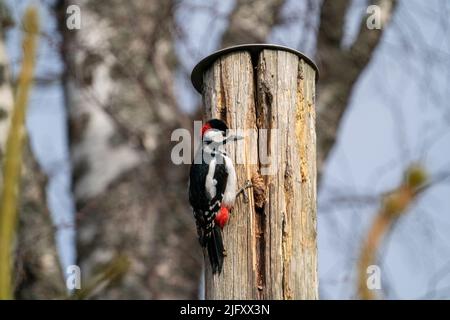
[{"xmin": 191, "ymin": 43, "xmax": 319, "ymax": 93}]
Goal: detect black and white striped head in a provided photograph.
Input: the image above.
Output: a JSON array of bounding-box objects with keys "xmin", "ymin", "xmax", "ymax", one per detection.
[
  {"xmin": 201, "ymin": 119, "xmax": 242, "ymax": 146},
  {"xmin": 201, "ymin": 119, "xmax": 227, "ymax": 144}
]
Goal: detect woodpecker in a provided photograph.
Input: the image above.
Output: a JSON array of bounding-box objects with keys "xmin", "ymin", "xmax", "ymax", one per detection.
[{"xmin": 189, "ymin": 119, "xmax": 242, "ymax": 274}]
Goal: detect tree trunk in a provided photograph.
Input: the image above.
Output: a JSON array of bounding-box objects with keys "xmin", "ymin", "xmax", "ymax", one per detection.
[{"xmin": 201, "ymin": 47, "xmax": 318, "ymax": 299}]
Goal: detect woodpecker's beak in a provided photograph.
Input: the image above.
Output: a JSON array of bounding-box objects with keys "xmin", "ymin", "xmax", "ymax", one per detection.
[{"xmin": 224, "ymin": 134, "xmax": 243, "ymax": 144}]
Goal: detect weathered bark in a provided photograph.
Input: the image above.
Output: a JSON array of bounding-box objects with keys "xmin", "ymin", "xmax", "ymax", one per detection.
[
  {"xmin": 202, "ymin": 48, "xmax": 318, "ymax": 299},
  {"xmin": 0, "ymin": 3, "xmax": 64, "ymax": 299},
  {"xmin": 316, "ymin": 0, "xmax": 397, "ymax": 175}
]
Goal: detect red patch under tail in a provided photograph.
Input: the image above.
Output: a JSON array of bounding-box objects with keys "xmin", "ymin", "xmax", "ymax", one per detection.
[{"xmin": 215, "ymin": 206, "xmax": 229, "ymax": 229}]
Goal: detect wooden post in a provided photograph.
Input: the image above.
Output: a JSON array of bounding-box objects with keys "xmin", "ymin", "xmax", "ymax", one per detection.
[{"xmin": 192, "ymin": 44, "xmax": 318, "ymax": 299}]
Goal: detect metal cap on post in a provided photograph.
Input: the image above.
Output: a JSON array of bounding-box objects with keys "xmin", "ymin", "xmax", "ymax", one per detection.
[
  {"xmin": 191, "ymin": 43, "xmax": 319, "ymax": 93},
  {"xmin": 191, "ymin": 44, "xmax": 319, "ymax": 300}
]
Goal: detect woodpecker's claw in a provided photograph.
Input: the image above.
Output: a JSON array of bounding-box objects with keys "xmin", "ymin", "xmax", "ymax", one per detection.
[
  {"xmin": 236, "ymin": 180, "xmax": 253, "ymax": 203},
  {"xmin": 223, "ymin": 248, "xmax": 227, "ymax": 257}
]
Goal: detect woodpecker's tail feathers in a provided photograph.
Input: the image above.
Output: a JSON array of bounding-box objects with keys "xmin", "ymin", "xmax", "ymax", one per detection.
[{"xmin": 207, "ymin": 225, "xmax": 224, "ymax": 274}]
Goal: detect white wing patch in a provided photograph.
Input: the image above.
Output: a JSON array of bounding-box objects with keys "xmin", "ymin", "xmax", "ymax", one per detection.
[
  {"xmin": 205, "ymin": 157, "xmax": 217, "ymax": 199},
  {"xmin": 222, "ymin": 155, "xmax": 237, "ymax": 207}
]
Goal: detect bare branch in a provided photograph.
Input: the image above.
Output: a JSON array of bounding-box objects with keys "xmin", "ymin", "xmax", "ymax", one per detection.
[{"xmin": 357, "ymin": 164, "xmax": 427, "ymax": 299}]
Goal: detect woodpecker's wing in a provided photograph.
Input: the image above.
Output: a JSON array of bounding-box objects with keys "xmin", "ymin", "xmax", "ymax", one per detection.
[{"xmin": 189, "ymin": 153, "xmax": 228, "ymax": 245}]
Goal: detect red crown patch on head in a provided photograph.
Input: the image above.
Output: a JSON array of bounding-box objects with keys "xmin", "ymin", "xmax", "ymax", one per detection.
[
  {"xmin": 201, "ymin": 119, "xmax": 229, "ymax": 137},
  {"xmin": 201, "ymin": 123, "xmax": 211, "ymax": 137}
]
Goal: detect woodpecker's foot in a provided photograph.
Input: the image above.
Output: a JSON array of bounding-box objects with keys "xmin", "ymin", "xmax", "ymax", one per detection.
[
  {"xmin": 236, "ymin": 180, "xmax": 253, "ymax": 203},
  {"xmin": 223, "ymin": 248, "xmax": 227, "ymax": 257}
]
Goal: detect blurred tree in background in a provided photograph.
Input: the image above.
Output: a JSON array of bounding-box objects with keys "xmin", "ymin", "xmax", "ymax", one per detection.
[
  {"xmin": 2, "ymin": 0, "xmax": 450, "ymax": 299},
  {"xmin": 0, "ymin": 2, "xmax": 64, "ymax": 299}
]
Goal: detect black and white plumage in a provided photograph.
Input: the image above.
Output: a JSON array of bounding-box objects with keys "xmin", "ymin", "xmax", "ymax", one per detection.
[{"xmin": 189, "ymin": 119, "xmax": 241, "ymax": 274}]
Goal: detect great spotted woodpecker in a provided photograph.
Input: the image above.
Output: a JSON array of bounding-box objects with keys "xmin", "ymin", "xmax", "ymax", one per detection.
[{"xmin": 189, "ymin": 119, "xmax": 242, "ymax": 274}]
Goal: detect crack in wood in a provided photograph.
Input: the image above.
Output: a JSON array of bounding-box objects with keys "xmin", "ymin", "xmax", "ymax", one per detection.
[
  {"xmin": 252, "ymin": 51, "xmax": 267, "ymax": 299},
  {"xmin": 218, "ymin": 59, "xmax": 228, "ymax": 122}
]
